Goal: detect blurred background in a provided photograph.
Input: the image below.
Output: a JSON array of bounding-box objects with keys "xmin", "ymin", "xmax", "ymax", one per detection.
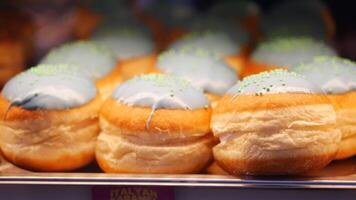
[{"xmin": 0, "ymin": 0, "xmax": 355, "ymax": 85}]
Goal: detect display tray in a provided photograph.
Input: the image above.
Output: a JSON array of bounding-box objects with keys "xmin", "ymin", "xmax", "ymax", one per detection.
[{"xmin": 1, "ymin": 155, "xmax": 356, "ymax": 189}]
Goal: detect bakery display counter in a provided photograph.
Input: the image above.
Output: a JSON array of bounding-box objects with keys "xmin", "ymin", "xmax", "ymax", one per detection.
[{"xmin": 1, "ymin": 155, "xmax": 356, "ymax": 189}]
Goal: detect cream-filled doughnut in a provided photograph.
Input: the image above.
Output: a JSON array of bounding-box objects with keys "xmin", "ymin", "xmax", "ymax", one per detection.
[
  {"xmin": 91, "ymin": 26, "xmax": 157, "ymax": 81},
  {"xmin": 169, "ymin": 30, "xmax": 249, "ymax": 75},
  {"xmin": 211, "ymin": 70, "xmax": 341, "ymax": 175},
  {"xmin": 294, "ymin": 56, "xmax": 356, "ymax": 160},
  {"xmin": 157, "ymin": 48, "xmax": 238, "ymax": 102},
  {"xmin": 40, "ymin": 41, "xmax": 118, "ymax": 98},
  {"xmin": 243, "ymin": 37, "xmax": 336, "ymax": 77},
  {"xmin": 0, "ymin": 64, "xmax": 101, "ymax": 171},
  {"xmin": 96, "ymin": 74, "xmax": 215, "ymax": 174}
]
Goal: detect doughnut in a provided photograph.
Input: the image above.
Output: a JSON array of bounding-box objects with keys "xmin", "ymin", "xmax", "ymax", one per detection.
[
  {"xmin": 294, "ymin": 56, "xmax": 356, "ymax": 160},
  {"xmin": 91, "ymin": 26, "xmax": 157, "ymax": 81},
  {"xmin": 211, "ymin": 70, "xmax": 341, "ymax": 175},
  {"xmin": 0, "ymin": 64, "xmax": 101, "ymax": 171},
  {"xmin": 170, "ymin": 30, "xmax": 249, "ymax": 75},
  {"xmin": 40, "ymin": 41, "xmax": 118, "ymax": 98},
  {"xmin": 157, "ymin": 47, "xmax": 238, "ymax": 102},
  {"xmin": 243, "ymin": 37, "xmax": 336, "ymax": 77},
  {"xmin": 96, "ymin": 74, "xmax": 215, "ymax": 174}
]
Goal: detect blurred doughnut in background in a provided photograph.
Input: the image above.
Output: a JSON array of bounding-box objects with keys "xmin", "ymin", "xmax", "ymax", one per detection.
[{"xmin": 0, "ymin": 0, "xmax": 354, "ymax": 89}]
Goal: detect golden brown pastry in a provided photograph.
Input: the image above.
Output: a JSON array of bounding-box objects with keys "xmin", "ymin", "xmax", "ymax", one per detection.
[
  {"xmin": 0, "ymin": 64, "xmax": 100, "ymax": 171},
  {"xmin": 96, "ymin": 74, "xmax": 215, "ymax": 174},
  {"xmin": 211, "ymin": 70, "xmax": 341, "ymax": 175},
  {"xmin": 294, "ymin": 56, "xmax": 356, "ymax": 160}
]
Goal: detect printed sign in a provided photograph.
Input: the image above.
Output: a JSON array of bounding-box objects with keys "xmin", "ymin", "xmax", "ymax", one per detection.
[{"xmin": 92, "ymin": 186, "xmax": 175, "ymax": 200}]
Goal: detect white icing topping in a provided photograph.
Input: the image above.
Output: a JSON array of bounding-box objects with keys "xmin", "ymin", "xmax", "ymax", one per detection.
[
  {"xmin": 157, "ymin": 48, "xmax": 238, "ymax": 95},
  {"xmin": 293, "ymin": 56, "xmax": 356, "ymax": 94},
  {"xmin": 170, "ymin": 31, "xmax": 240, "ymax": 58},
  {"xmin": 2, "ymin": 64, "xmax": 97, "ymax": 110},
  {"xmin": 252, "ymin": 37, "xmax": 336, "ymax": 68},
  {"xmin": 227, "ymin": 70, "xmax": 323, "ymax": 96},
  {"xmin": 112, "ymin": 74, "xmax": 209, "ymax": 110},
  {"xmin": 40, "ymin": 41, "xmax": 116, "ymax": 80},
  {"xmin": 91, "ymin": 26, "xmax": 154, "ymax": 60}
]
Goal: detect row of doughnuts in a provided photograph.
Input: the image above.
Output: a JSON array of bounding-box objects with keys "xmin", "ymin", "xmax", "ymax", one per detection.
[
  {"xmin": 0, "ymin": 0, "xmax": 354, "ymax": 176},
  {"xmin": 0, "ymin": 35, "xmax": 354, "ymax": 175},
  {"xmin": 0, "ymin": 0, "xmax": 335, "ymax": 88}
]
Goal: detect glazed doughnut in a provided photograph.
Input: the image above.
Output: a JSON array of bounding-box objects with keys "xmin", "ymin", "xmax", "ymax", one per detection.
[
  {"xmin": 211, "ymin": 70, "xmax": 341, "ymax": 175},
  {"xmin": 157, "ymin": 47, "xmax": 238, "ymax": 102},
  {"xmin": 40, "ymin": 41, "xmax": 118, "ymax": 98},
  {"xmin": 0, "ymin": 64, "xmax": 101, "ymax": 171},
  {"xmin": 170, "ymin": 30, "xmax": 249, "ymax": 75},
  {"xmin": 294, "ymin": 56, "xmax": 356, "ymax": 160},
  {"xmin": 96, "ymin": 74, "xmax": 215, "ymax": 174},
  {"xmin": 243, "ymin": 37, "xmax": 336, "ymax": 77},
  {"xmin": 91, "ymin": 26, "xmax": 157, "ymax": 81}
]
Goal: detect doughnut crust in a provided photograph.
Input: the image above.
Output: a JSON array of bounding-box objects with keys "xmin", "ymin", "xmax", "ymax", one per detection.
[
  {"xmin": 0, "ymin": 95, "xmax": 101, "ymax": 172},
  {"xmin": 206, "ymin": 161, "xmax": 229, "ymax": 175},
  {"xmin": 211, "ymin": 93, "xmax": 341, "ymax": 175},
  {"xmin": 329, "ymin": 92, "xmax": 356, "ymax": 160},
  {"xmin": 96, "ymin": 99, "xmax": 215, "ymax": 174}
]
